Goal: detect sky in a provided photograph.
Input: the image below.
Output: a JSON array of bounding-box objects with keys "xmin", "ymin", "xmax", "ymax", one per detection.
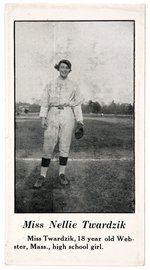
[{"xmin": 15, "ymin": 21, "xmax": 134, "ymax": 104}]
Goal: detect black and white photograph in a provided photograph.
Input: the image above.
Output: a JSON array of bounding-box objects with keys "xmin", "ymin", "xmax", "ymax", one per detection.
[
  {"xmin": 5, "ymin": 4, "xmax": 145, "ymax": 266},
  {"xmin": 15, "ymin": 20, "xmax": 135, "ymax": 213}
]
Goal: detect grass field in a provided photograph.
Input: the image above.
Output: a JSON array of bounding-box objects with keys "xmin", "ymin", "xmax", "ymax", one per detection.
[{"xmin": 15, "ymin": 116, "xmax": 134, "ymax": 213}]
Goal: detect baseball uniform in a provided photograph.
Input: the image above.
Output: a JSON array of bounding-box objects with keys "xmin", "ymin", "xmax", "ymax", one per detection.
[{"xmin": 40, "ymin": 76, "xmax": 83, "ymax": 159}]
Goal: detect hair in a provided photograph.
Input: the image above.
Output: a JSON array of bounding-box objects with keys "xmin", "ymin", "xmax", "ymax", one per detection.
[{"xmin": 54, "ymin": 59, "xmax": 72, "ymax": 71}]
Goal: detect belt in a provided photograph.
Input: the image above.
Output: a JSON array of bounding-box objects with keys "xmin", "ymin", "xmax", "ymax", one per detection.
[
  {"xmin": 50, "ymin": 105, "xmax": 70, "ymax": 110},
  {"xmin": 56, "ymin": 105, "xmax": 65, "ymax": 110}
]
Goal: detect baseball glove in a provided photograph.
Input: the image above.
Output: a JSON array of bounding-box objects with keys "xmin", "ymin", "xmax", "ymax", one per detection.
[{"xmin": 75, "ymin": 121, "xmax": 84, "ymax": 139}]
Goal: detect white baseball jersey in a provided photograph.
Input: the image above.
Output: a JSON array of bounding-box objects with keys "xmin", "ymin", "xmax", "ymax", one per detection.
[{"xmin": 40, "ymin": 76, "xmax": 84, "ymax": 158}]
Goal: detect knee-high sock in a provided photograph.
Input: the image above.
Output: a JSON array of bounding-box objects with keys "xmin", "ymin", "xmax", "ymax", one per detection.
[
  {"xmin": 40, "ymin": 158, "xmax": 51, "ymax": 177},
  {"xmin": 59, "ymin": 156, "xmax": 68, "ymax": 175}
]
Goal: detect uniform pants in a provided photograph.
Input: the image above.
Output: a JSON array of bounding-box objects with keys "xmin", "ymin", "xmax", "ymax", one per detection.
[{"xmin": 42, "ymin": 107, "xmax": 75, "ymax": 159}]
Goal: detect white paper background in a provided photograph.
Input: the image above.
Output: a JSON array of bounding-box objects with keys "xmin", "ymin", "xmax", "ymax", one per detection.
[{"xmin": 1, "ymin": 0, "xmax": 150, "ymax": 269}]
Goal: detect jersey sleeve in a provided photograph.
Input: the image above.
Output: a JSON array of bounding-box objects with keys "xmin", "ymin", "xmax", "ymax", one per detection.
[
  {"xmin": 73, "ymin": 105, "xmax": 83, "ymax": 123},
  {"xmin": 39, "ymin": 83, "xmax": 50, "ymax": 118},
  {"xmin": 72, "ymin": 83, "xmax": 84, "ymax": 123}
]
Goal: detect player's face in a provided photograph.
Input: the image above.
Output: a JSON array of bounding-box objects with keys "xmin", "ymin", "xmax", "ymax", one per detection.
[{"xmin": 59, "ymin": 63, "xmax": 70, "ymax": 78}]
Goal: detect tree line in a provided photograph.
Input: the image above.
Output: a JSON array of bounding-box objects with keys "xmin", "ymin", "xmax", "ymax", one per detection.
[
  {"xmin": 16, "ymin": 100, "xmax": 134, "ymax": 115},
  {"xmin": 82, "ymin": 100, "xmax": 134, "ymax": 115}
]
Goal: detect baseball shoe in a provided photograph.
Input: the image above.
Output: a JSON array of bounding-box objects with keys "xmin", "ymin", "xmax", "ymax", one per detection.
[
  {"xmin": 34, "ymin": 175, "xmax": 45, "ymax": 189},
  {"xmin": 59, "ymin": 174, "xmax": 69, "ymax": 185}
]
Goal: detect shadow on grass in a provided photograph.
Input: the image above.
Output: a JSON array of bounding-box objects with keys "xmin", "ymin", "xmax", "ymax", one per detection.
[
  {"xmin": 15, "ymin": 165, "xmax": 54, "ymax": 213},
  {"xmin": 15, "ymin": 160, "xmax": 135, "ymax": 213},
  {"xmin": 15, "ymin": 162, "xmax": 71, "ymax": 213}
]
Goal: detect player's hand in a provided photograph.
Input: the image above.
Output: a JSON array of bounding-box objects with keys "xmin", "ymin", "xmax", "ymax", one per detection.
[
  {"xmin": 41, "ymin": 117, "xmax": 48, "ymax": 129},
  {"xmin": 75, "ymin": 121, "xmax": 84, "ymax": 139}
]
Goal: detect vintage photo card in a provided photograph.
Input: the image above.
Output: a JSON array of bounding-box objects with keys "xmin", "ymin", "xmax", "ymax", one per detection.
[{"xmin": 5, "ymin": 4, "xmax": 145, "ymax": 266}]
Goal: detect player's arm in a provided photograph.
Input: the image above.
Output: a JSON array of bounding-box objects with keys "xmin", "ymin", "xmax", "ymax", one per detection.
[
  {"xmin": 39, "ymin": 84, "xmax": 50, "ymax": 129},
  {"xmin": 72, "ymin": 84, "xmax": 84, "ymax": 139}
]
